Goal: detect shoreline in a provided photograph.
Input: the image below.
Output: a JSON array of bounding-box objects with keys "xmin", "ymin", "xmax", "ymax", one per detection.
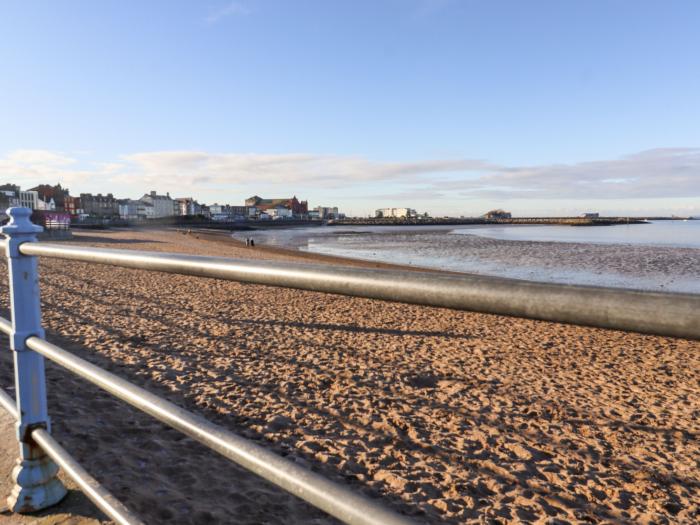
[
  {"xmin": 205, "ymin": 225, "xmax": 700, "ymax": 294},
  {"xmin": 186, "ymin": 227, "xmax": 462, "ymax": 274}
]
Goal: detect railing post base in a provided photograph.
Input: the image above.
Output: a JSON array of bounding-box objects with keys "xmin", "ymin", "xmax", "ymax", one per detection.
[
  {"xmin": 1, "ymin": 208, "xmax": 66, "ymax": 513},
  {"xmin": 7, "ymin": 454, "xmax": 66, "ymax": 513}
]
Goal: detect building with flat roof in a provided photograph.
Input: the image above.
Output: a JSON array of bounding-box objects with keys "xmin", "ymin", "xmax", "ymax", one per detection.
[
  {"xmin": 375, "ymin": 207, "xmax": 417, "ymax": 219},
  {"xmin": 80, "ymin": 193, "xmax": 119, "ymax": 218}
]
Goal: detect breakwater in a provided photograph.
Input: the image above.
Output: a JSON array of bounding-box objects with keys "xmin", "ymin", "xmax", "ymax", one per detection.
[{"xmin": 331, "ymin": 217, "xmax": 652, "ymax": 227}]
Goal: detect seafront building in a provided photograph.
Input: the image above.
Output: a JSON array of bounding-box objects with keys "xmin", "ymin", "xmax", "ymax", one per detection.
[
  {"xmin": 375, "ymin": 207, "xmax": 417, "ymax": 218},
  {"xmin": 175, "ymin": 197, "xmax": 202, "ymax": 216},
  {"xmin": 28, "ymin": 184, "xmax": 70, "ymax": 211},
  {"xmin": 245, "ymin": 195, "xmax": 308, "ymax": 217},
  {"xmin": 80, "ymin": 193, "xmax": 119, "ymax": 218},
  {"xmin": 64, "ymin": 196, "xmax": 83, "ymax": 216},
  {"xmin": 117, "ymin": 199, "xmax": 140, "ymax": 220},
  {"xmin": 1, "ymin": 182, "xmax": 340, "ymax": 224},
  {"xmin": 316, "ymin": 206, "xmax": 341, "ymax": 220},
  {"xmin": 19, "ymin": 190, "xmax": 40, "ymax": 210},
  {"xmin": 483, "ymin": 209, "xmax": 512, "ymax": 219},
  {"xmin": 139, "ymin": 191, "xmax": 177, "ymax": 219}
]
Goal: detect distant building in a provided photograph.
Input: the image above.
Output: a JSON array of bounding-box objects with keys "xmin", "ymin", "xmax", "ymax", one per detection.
[
  {"xmin": 0, "ymin": 190, "xmax": 19, "ymax": 216},
  {"xmin": 19, "ymin": 191, "xmax": 39, "ymax": 210},
  {"xmin": 64, "ymin": 196, "xmax": 83, "ymax": 216},
  {"xmin": 0, "ymin": 185, "xmax": 39, "ymax": 213},
  {"xmin": 375, "ymin": 208, "xmax": 417, "ymax": 219},
  {"xmin": 268, "ymin": 205, "xmax": 294, "ymax": 219},
  {"xmin": 227, "ymin": 205, "xmax": 249, "ymax": 219},
  {"xmin": 580, "ymin": 212, "xmax": 599, "ymax": 219},
  {"xmin": 36, "ymin": 196, "xmax": 56, "ymax": 211},
  {"xmin": 117, "ymin": 199, "xmax": 139, "ymax": 220},
  {"xmin": 137, "ymin": 201, "xmax": 155, "ymax": 220},
  {"xmin": 175, "ymin": 197, "xmax": 201, "ymax": 216},
  {"xmin": 316, "ymin": 206, "xmax": 340, "ymax": 220},
  {"xmin": 245, "ymin": 195, "xmax": 308, "ymax": 216},
  {"xmin": 80, "ymin": 193, "xmax": 119, "ymax": 218},
  {"xmin": 483, "ymin": 209, "xmax": 512, "ymax": 220},
  {"xmin": 28, "ymin": 184, "xmax": 69, "ymax": 211},
  {"xmin": 140, "ymin": 191, "xmax": 177, "ymax": 219}
]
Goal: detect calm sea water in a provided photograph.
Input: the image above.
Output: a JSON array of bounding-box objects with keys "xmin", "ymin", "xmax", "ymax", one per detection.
[
  {"xmin": 459, "ymin": 220, "xmax": 700, "ymax": 248},
  {"xmin": 237, "ymin": 221, "xmax": 700, "ymax": 292}
]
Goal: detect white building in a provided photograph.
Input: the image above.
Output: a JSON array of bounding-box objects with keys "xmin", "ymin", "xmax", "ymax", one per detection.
[
  {"xmin": 316, "ymin": 206, "xmax": 340, "ymax": 220},
  {"xmin": 139, "ymin": 191, "xmax": 176, "ymax": 219},
  {"xmin": 19, "ymin": 190, "xmax": 39, "ymax": 210},
  {"xmin": 268, "ymin": 205, "xmax": 293, "ymax": 219},
  {"xmin": 118, "ymin": 199, "xmax": 140, "ymax": 220},
  {"xmin": 36, "ymin": 197, "xmax": 56, "ymax": 211},
  {"xmin": 175, "ymin": 197, "xmax": 200, "ymax": 216},
  {"xmin": 375, "ymin": 207, "xmax": 417, "ymax": 219},
  {"xmin": 137, "ymin": 201, "xmax": 155, "ymax": 220}
]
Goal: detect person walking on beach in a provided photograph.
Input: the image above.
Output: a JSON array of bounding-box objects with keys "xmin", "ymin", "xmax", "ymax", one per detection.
[
  {"xmin": 245, "ymin": 238, "xmax": 250, "ymax": 247},
  {"xmin": 250, "ymin": 238, "xmax": 255, "ymax": 247}
]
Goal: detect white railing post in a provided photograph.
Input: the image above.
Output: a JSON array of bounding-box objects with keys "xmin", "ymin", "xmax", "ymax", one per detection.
[{"xmin": 1, "ymin": 207, "xmax": 66, "ymax": 512}]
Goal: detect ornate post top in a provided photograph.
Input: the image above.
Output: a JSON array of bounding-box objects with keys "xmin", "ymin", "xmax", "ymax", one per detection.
[
  {"xmin": 1, "ymin": 208, "xmax": 43, "ymax": 257},
  {"xmin": 1, "ymin": 207, "xmax": 43, "ymax": 236}
]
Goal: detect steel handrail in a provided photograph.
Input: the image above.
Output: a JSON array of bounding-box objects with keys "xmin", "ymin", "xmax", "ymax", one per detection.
[
  {"xmin": 0, "ymin": 388, "xmax": 143, "ymax": 525},
  {"xmin": 16, "ymin": 241, "xmax": 700, "ymax": 340},
  {"xmin": 0, "ymin": 317, "xmax": 414, "ymax": 525}
]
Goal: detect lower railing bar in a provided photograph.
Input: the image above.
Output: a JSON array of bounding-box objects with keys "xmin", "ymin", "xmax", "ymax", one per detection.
[
  {"xmin": 18, "ymin": 241, "xmax": 700, "ymax": 340},
  {"xmin": 0, "ymin": 389, "xmax": 144, "ymax": 525},
  {"xmin": 3, "ymin": 329, "xmax": 414, "ymax": 525},
  {"xmin": 31, "ymin": 429, "xmax": 145, "ymax": 525},
  {"xmin": 0, "ymin": 388, "xmax": 18, "ymax": 419}
]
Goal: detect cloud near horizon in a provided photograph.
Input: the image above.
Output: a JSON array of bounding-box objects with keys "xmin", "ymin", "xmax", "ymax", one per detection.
[{"xmin": 4, "ymin": 147, "xmax": 700, "ymax": 203}]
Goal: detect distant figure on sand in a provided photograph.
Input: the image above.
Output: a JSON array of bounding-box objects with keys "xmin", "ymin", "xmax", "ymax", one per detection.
[
  {"xmin": 250, "ymin": 238, "xmax": 255, "ymax": 247},
  {"xmin": 245, "ymin": 238, "xmax": 250, "ymax": 247}
]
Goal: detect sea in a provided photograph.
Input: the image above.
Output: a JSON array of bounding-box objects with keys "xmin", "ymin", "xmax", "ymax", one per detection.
[{"xmin": 235, "ymin": 220, "xmax": 700, "ymax": 293}]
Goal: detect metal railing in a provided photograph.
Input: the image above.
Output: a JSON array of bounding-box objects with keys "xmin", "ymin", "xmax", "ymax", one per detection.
[{"xmin": 0, "ymin": 207, "xmax": 698, "ymax": 523}]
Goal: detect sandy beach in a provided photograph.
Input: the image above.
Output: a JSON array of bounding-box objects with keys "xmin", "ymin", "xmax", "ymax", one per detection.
[{"xmin": 0, "ymin": 228, "xmax": 698, "ymax": 524}]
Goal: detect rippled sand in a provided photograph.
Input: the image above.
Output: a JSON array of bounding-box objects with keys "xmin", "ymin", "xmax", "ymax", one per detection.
[{"xmin": 0, "ymin": 228, "xmax": 698, "ymax": 524}]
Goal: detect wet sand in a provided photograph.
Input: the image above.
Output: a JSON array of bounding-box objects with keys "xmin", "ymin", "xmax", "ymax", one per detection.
[
  {"xmin": 0, "ymin": 228, "xmax": 698, "ymax": 524},
  {"xmin": 244, "ymin": 226, "xmax": 700, "ymax": 293}
]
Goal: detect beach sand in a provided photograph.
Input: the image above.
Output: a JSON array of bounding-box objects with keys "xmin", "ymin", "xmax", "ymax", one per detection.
[{"xmin": 0, "ymin": 228, "xmax": 698, "ymax": 524}]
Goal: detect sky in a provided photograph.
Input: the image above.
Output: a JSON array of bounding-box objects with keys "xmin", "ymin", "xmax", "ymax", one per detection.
[{"xmin": 1, "ymin": 0, "xmax": 699, "ymax": 217}]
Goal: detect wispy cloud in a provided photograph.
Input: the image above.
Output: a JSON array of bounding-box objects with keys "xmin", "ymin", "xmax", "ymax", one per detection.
[
  {"xmin": 433, "ymin": 148, "xmax": 700, "ymax": 200},
  {"xmin": 0, "ymin": 149, "xmax": 108, "ymax": 187},
  {"xmin": 119, "ymin": 151, "xmax": 493, "ymax": 188},
  {"xmin": 205, "ymin": 1, "xmax": 250, "ymax": 24},
  {"xmin": 3, "ymin": 148, "xmax": 699, "ymax": 204}
]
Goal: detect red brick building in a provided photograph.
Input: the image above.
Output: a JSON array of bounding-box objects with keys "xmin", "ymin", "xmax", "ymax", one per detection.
[{"xmin": 244, "ymin": 195, "xmax": 308, "ymax": 215}]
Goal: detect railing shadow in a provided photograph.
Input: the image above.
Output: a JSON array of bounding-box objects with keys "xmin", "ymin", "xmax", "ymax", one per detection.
[{"xmin": 0, "ymin": 329, "xmax": 347, "ymax": 525}]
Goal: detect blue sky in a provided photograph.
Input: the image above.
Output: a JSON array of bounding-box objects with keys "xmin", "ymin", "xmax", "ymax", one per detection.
[{"xmin": 1, "ymin": 0, "xmax": 699, "ymax": 216}]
